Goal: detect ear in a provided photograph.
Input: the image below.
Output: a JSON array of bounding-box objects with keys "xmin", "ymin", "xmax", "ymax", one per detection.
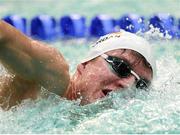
[{"xmin": 77, "ymin": 62, "xmax": 88, "ymax": 75}]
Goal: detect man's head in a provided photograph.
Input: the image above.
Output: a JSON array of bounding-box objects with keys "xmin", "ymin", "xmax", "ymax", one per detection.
[{"xmin": 65, "ymin": 31, "xmax": 155, "ymax": 105}]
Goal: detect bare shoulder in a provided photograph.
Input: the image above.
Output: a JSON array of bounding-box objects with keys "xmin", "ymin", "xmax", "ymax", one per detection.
[
  {"xmin": 0, "ymin": 21, "xmax": 70, "ymax": 109},
  {"xmin": 29, "ymin": 40, "xmax": 70, "ymax": 96}
]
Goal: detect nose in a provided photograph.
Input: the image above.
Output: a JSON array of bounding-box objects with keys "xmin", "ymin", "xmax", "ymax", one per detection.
[{"xmin": 115, "ymin": 75, "xmax": 136, "ymax": 89}]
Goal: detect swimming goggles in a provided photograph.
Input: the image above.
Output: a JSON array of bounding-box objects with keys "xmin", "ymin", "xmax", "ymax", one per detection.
[{"xmin": 101, "ymin": 54, "xmax": 150, "ymax": 89}]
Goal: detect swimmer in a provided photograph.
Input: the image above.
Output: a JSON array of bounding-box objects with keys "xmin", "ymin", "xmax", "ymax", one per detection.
[{"xmin": 0, "ymin": 20, "xmax": 155, "ymax": 109}]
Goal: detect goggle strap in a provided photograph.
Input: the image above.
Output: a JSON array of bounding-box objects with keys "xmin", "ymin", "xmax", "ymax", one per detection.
[
  {"xmin": 131, "ymin": 70, "xmax": 140, "ymax": 80},
  {"xmin": 101, "ymin": 54, "xmax": 108, "ymax": 59},
  {"xmin": 101, "ymin": 54, "xmax": 114, "ymax": 63}
]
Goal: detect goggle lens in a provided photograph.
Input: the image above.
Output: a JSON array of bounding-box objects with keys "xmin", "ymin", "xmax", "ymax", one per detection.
[
  {"xmin": 112, "ymin": 60, "xmax": 131, "ymax": 77},
  {"xmin": 104, "ymin": 55, "xmax": 149, "ymax": 89},
  {"xmin": 136, "ymin": 79, "xmax": 148, "ymax": 89}
]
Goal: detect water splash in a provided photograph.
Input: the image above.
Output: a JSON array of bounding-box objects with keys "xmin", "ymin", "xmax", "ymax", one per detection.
[
  {"xmin": 0, "ymin": 56, "xmax": 180, "ymax": 133},
  {"xmin": 0, "ymin": 34, "xmax": 180, "ymax": 133}
]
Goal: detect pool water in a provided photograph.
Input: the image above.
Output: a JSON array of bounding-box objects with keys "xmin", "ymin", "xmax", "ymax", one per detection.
[{"xmin": 0, "ymin": 0, "xmax": 180, "ymax": 134}]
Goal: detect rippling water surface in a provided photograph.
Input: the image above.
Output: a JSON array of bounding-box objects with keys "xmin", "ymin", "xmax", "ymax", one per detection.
[
  {"xmin": 0, "ymin": 37, "xmax": 179, "ymax": 134},
  {"xmin": 0, "ymin": 0, "xmax": 180, "ymax": 134}
]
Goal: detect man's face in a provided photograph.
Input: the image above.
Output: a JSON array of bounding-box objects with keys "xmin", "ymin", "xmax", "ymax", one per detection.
[{"xmin": 73, "ymin": 49, "xmax": 152, "ymax": 105}]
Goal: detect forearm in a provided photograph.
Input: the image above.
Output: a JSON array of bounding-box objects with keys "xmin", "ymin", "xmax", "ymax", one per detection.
[
  {"xmin": 0, "ymin": 20, "xmax": 35, "ymax": 78},
  {"xmin": 0, "ymin": 20, "xmax": 31, "ymax": 51},
  {"xmin": 0, "ymin": 20, "xmax": 70, "ymax": 95}
]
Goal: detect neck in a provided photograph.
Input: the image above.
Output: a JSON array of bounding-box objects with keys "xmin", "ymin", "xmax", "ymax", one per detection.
[{"xmin": 63, "ymin": 74, "xmax": 78, "ymax": 100}]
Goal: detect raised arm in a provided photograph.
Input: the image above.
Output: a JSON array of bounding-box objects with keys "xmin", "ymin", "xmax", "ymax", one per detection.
[{"xmin": 0, "ymin": 20, "xmax": 70, "ymax": 96}]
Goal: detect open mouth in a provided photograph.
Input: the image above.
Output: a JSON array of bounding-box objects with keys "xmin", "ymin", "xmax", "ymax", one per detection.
[{"xmin": 102, "ymin": 89, "xmax": 113, "ymax": 96}]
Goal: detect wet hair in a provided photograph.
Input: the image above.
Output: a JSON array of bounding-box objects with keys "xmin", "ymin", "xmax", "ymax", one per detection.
[{"xmin": 123, "ymin": 49, "xmax": 153, "ymax": 72}]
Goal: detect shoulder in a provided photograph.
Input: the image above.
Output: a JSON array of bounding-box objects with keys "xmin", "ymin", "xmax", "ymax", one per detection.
[{"xmin": 29, "ymin": 40, "xmax": 70, "ymax": 96}]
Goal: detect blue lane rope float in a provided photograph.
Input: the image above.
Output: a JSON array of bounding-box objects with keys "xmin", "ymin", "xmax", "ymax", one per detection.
[
  {"xmin": 1, "ymin": 13, "xmax": 180, "ymax": 40},
  {"xmin": 60, "ymin": 14, "xmax": 86, "ymax": 38},
  {"xmin": 2, "ymin": 15, "xmax": 27, "ymax": 34},
  {"xmin": 176, "ymin": 18, "xmax": 180, "ymax": 38},
  {"xmin": 149, "ymin": 13, "xmax": 178, "ymax": 38},
  {"xmin": 89, "ymin": 15, "xmax": 116, "ymax": 37},
  {"xmin": 31, "ymin": 15, "xmax": 57, "ymax": 40},
  {"xmin": 118, "ymin": 13, "xmax": 146, "ymax": 33}
]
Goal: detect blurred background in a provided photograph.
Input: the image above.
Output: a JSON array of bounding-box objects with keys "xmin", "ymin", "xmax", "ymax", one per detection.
[
  {"xmin": 0, "ymin": 0, "xmax": 180, "ymax": 18},
  {"xmin": 0, "ymin": 0, "xmax": 180, "ymax": 40}
]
